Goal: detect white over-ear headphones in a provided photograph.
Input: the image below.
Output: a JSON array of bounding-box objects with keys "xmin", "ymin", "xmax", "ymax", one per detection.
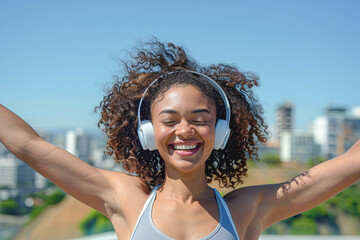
[{"xmin": 137, "ymin": 71, "xmax": 231, "ymax": 151}]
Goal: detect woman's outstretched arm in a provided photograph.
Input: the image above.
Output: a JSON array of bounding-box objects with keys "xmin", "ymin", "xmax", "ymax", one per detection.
[
  {"xmin": 262, "ymin": 140, "xmax": 360, "ymax": 225},
  {"xmin": 227, "ymin": 139, "xmax": 360, "ymax": 236},
  {"xmin": 0, "ymin": 104, "xmax": 132, "ymax": 216}
]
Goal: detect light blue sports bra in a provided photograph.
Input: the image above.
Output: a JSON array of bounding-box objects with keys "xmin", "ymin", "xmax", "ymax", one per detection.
[{"xmin": 130, "ymin": 186, "xmax": 240, "ymax": 240}]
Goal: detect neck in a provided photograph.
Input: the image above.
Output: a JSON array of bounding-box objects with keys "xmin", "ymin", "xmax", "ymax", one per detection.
[{"xmin": 159, "ymin": 165, "xmax": 213, "ymax": 204}]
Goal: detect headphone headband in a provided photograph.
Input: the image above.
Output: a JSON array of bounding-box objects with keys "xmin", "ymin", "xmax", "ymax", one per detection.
[{"xmin": 137, "ymin": 71, "xmax": 231, "ymax": 151}]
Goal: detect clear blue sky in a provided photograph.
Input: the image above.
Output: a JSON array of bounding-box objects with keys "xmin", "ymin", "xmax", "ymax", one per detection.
[{"xmin": 1, "ymin": 0, "xmax": 359, "ymax": 133}]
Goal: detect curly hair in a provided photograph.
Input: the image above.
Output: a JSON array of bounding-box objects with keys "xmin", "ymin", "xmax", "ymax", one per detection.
[{"xmin": 96, "ymin": 39, "xmax": 267, "ymax": 188}]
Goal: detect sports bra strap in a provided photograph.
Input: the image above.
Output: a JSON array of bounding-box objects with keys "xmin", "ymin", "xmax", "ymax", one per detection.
[
  {"xmin": 129, "ymin": 186, "xmax": 160, "ymax": 240},
  {"xmin": 213, "ymin": 189, "xmax": 240, "ymax": 240}
]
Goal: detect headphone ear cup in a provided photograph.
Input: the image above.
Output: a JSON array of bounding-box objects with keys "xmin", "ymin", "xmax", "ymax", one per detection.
[
  {"xmin": 137, "ymin": 120, "xmax": 157, "ymax": 151},
  {"xmin": 214, "ymin": 119, "xmax": 231, "ymax": 150}
]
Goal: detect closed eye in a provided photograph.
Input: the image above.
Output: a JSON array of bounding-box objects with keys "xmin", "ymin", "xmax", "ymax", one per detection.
[
  {"xmin": 192, "ymin": 121, "xmax": 210, "ymax": 125},
  {"xmin": 162, "ymin": 121, "xmax": 178, "ymax": 126}
]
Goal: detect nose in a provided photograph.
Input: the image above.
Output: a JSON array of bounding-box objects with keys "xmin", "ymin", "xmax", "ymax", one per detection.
[{"xmin": 175, "ymin": 120, "xmax": 195, "ymax": 138}]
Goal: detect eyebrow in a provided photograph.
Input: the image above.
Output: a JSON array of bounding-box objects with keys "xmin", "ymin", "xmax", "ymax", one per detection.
[
  {"xmin": 159, "ymin": 108, "xmax": 211, "ymax": 115},
  {"xmin": 192, "ymin": 109, "xmax": 211, "ymax": 114}
]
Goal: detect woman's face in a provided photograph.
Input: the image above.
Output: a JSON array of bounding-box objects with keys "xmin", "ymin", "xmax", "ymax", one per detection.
[{"xmin": 151, "ymin": 84, "xmax": 217, "ymax": 174}]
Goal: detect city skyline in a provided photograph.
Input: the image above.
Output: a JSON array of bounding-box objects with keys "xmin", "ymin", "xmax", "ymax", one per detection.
[{"xmin": 1, "ymin": 1, "xmax": 360, "ymax": 132}]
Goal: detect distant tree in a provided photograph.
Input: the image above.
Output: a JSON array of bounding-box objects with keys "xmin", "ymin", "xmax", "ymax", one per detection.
[
  {"xmin": 46, "ymin": 190, "xmax": 66, "ymax": 205},
  {"xmin": 333, "ymin": 184, "xmax": 360, "ymax": 216},
  {"xmin": 261, "ymin": 154, "xmax": 281, "ymax": 165},
  {"xmin": 308, "ymin": 156, "xmax": 326, "ymax": 167},
  {"xmin": 79, "ymin": 210, "xmax": 114, "ymax": 235},
  {"xmin": 263, "ymin": 222, "xmax": 287, "ymax": 234},
  {"xmin": 303, "ymin": 203, "xmax": 335, "ymax": 222},
  {"xmin": 46, "ymin": 181, "xmax": 56, "ymax": 187},
  {"xmin": 290, "ymin": 216, "xmax": 317, "ymax": 234},
  {"xmin": 0, "ymin": 199, "xmax": 19, "ymax": 215}
]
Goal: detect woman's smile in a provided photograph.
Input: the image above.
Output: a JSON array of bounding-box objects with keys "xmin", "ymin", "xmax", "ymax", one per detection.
[{"xmin": 169, "ymin": 141, "xmax": 203, "ymax": 156}]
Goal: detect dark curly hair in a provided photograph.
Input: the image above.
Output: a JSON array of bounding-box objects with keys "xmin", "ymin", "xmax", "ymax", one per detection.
[{"xmin": 96, "ymin": 39, "xmax": 267, "ymax": 189}]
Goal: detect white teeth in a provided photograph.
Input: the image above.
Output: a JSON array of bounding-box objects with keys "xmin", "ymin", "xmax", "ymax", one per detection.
[{"xmin": 172, "ymin": 144, "xmax": 198, "ymax": 150}]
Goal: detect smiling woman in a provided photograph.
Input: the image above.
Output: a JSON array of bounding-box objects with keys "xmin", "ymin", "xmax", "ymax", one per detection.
[
  {"xmin": 97, "ymin": 41, "xmax": 268, "ymax": 189},
  {"xmin": 0, "ymin": 39, "xmax": 359, "ymax": 240}
]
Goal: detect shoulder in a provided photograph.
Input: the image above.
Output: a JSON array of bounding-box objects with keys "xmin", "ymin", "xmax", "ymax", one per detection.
[
  {"xmin": 98, "ymin": 169, "xmax": 151, "ymax": 216},
  {"xmin": 223, "ymin": 184, "xmax": 280, "ymax": 235},
  {"xmin": 224, "ymin": 185, "xmax": 267, "ymax": 219},
  {"xmin": 100, "ymin": 169, "xmax": 151, "ymax": 194}
]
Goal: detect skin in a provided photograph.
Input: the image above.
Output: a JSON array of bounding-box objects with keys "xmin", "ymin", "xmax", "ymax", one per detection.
[{"xmin": 0, "ymin": 84, "xmax": 359, "ymax": 240}]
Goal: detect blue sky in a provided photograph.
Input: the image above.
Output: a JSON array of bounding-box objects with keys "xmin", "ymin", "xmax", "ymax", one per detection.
[{"xmin": 1, "ymin": 0, "xmax": 359, "ymax": 133}]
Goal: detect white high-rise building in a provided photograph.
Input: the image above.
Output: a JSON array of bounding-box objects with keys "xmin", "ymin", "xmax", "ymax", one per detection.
[
  {"xmin": 0, "ymin": 155, "xmax": 35, "ymax": 188},
  {"xmin": 0, "ymin": 156, "xmax": 18, "ymax": 187},
  {"xmin": 312, "ymin": 116, "xmax": 329, "ymax": 157},
  {"xmin": 65, "ymin": 128, "xmax": 94, "ymax": 162},
  {"xmin": 66, "ymin": 130, "xmax": 78, "ymax": 155},
  {"xmin": 76, "ymin": 129, "xmax": 92, "ymax": 161},
  {"xmin": 311, "ymin": 106, "xmax": 360, "ymax": 159},
  {"xmin": 34, "ymin": 172, "xmax": 47, "ymax": 189},
  {"xmin": 280, "ymin": 131, "xmax": 320, "ymax": 163}
]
